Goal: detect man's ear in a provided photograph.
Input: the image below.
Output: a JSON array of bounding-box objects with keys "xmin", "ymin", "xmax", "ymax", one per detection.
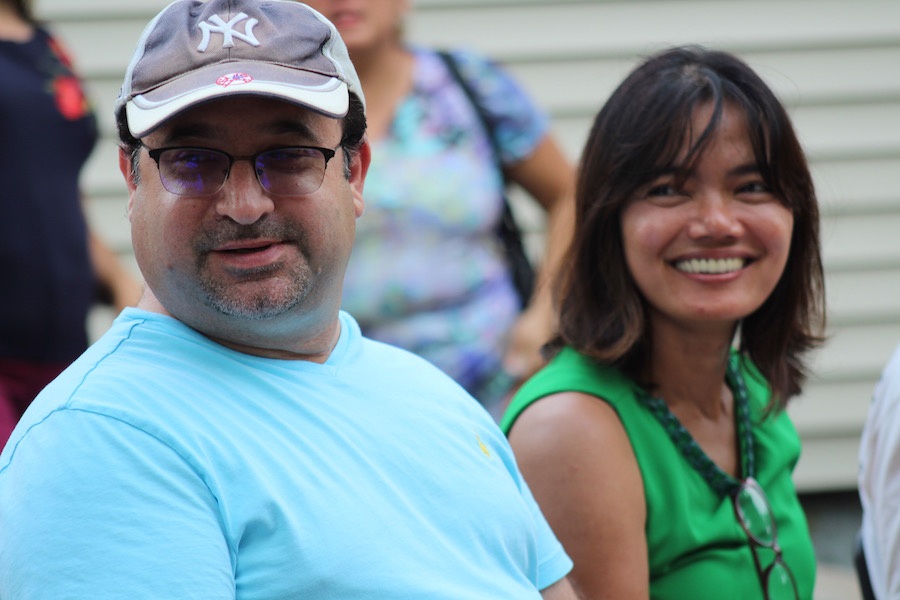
[
  {"xmin": 348, "ymin": 138, "xmax": 371, "ymax": 218},
  {"xmin": 119, "ymin": 146, "xmax": 138, "ymax": 217}
]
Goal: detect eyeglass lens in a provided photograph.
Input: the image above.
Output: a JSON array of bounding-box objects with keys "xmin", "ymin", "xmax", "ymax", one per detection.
[
  {"xmin": 733, "ymin": 479, "xmax": 799, "ymax": 600},
  {"xmin": 734, "ymin": 481, "xmax": 776, "ymax": 546},
  {"xmin": 155, "ymin": 147, "xmax": 331, "ymax": 197},
  {"xmin": 765, "ymin": 561, "xmax": 799, "ymax": 600}
]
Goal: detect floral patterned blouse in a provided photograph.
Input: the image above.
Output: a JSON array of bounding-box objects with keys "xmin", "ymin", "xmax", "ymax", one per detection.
[{"xmin": 341, "ymin": 46, "xmax": 548, "ymax": 412}]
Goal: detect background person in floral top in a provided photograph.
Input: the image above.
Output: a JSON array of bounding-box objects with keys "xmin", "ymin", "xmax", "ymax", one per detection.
[{"xmin": 303, "ymin": 0, "xmax": 576, "ymax": 415}]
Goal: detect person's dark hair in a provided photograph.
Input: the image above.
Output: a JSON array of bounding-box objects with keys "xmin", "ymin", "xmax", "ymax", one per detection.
[
  {"xmin": 8, "ymin": 0, "xmax": 33, "ymax": 22},
  {"xmin": 550, "ymin": 45, "xmax": 825, "ymax": 411},
  {"xmin": 117, "ymin": 92, "xmax": 368, "ymax": 182},
  {"xmin": 339, "ymin": 92, "xmax": 367, "ymax": 176}
]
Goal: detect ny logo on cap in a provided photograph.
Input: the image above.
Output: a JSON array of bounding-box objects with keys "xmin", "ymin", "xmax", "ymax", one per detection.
[{"xmin": 197, "ymin": 12, "xmax": 260, "ymax": 52}]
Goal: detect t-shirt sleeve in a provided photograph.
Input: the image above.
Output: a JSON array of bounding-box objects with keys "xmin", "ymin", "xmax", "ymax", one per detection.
[
  {"xmin": 488, "ymin": 421, "xmax": 574, "ymax": 590},
  {"xmin": 518, "ymin": 471, "xmax": 575, "ymax": 590},
  {"xmin": 444, "ymin": 48, "xmax": 550, "ymax": 166},
  {"xmin": 0, "ymin": 409, "xmax": 235, "ymax": 599}
]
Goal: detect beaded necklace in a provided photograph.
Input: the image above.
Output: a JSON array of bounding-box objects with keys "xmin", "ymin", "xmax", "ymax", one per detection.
[{"xmin": 637, "ymin": 356, "xmax": 754, "ymax": 498}]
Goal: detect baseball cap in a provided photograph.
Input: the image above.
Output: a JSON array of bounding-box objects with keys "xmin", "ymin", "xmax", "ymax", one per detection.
[{"xmin": 116, "ymin": 0, "xmax": 365, "ymax": 138}]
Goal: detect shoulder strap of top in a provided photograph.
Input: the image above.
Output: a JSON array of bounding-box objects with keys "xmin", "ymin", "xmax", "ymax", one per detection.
[
  {"xmin": 436, "ymin": 49, "xmax": 535, "ymax": 307},
  {"xmin": 436, "ymin": 50, "xmax": 505, "ymax": 179}
]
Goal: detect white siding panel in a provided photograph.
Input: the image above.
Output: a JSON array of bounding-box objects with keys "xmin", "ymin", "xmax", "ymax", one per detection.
[
  {"xmin": 792, "ymin": 435, "xmax": 862, "ymax": 491},
  {"xmin": 827, "ymin": 268, "xmax": 900, "ymax": 324},
  {"xmin": 45, "ymin": 19, "xmax": 157, "ymax": 76},
  {"xmin": 813, "ymin": 323, "xmax": 900, "ymax": 382},
  {"xmin": 789, "ymin": 378, "xmax": 875, "ymax": 436},
  {"xmin": 823, "ymin": 211, "xmax": 900, "ymax": 268},
  {"xmin": 81, "ymin": 118, "xmax": 124, "ymax": 191},
  {"xmin": 747, "ymin": 46, "xmax": 900, "ymax": 103},
  {"xmin": 503, "ymin": 56, "xmax": 635, "ymax": 116},
  {"xmin": 504, "ymin": 46, "xmax": 900, "ymax": 120},
  {"xmin": 813, "ymin": 158, "xmax": 900, "ymax": 213},
  {"xmin": 408, "ymin": 1, "xmax": 900, "ymax": 59},
  {"xmin": 82, "ymin": 189, "xmax": 131, "ymax": 250},
  {"xmin": 792, "ymin": 103, "xmax": 900, "ymax": 159},
  {"xmin": 37, "ymin": 1, "xmax": 165, "ymax": 17}
]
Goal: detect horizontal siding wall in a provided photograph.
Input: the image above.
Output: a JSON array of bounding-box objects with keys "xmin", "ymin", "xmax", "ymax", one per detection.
[{"xmin": 36, "ymin": 0, "xmax": 900, "ymax": 492}]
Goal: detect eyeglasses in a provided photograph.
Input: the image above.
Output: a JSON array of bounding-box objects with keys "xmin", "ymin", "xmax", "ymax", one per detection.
[
  {"xmin": 732, "ymin": 478, "xmax": 800, "ymax": 600},
  {"xmin": 144, "ymin": 145, "xmax": 338, "ymax": 197}
]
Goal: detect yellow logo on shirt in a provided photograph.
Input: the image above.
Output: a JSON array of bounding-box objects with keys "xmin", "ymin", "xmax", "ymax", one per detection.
[{"xmin": 475, "ymin": 432, "xmax": 491, "ymax": 457}]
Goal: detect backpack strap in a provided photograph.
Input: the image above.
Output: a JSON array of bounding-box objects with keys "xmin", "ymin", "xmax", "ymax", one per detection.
[
  {"xmin": 437, "ymin": 51, "xmax": 507, "ymax": 179},
  {"xmin": 437, "ymin": 50, "xmax": 535, "ymax": 307}
]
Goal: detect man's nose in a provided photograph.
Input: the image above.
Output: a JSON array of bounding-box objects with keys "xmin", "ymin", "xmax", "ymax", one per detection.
[{"xmin": 214, "ymin": 161, "xmax": 276, "ymax": 225}]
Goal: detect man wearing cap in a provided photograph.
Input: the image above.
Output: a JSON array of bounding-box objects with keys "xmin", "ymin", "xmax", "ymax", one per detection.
[{"xmin": 0, "ymin": 1, "xmax": 577, "ymax": 598}]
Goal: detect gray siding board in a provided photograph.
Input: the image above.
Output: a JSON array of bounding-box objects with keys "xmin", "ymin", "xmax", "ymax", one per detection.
[
  {"xmin": 792, "ymin": 435, "xmax": 861, "ymax": 491},
  {"xmin": 81, "ymin": 139, "xmax": 123, "ymax": 196},
  {"xmin": 824, "ymin": 212, "xmax": 900, "ymax": 268},
  {"xmin": 813, "ymin": 158, "xmax": 900, "ymax": 214},
  {"xmin": 44, "ymin": 19, "xmax": 155, "ymax": 76},
  {"xmin": 827, "ymin": 268, "xmax": 900, "ymax": 325},
  {"xmin": 815, "ymin": 323, "xmax": 900, "ymax": 382},
  {"xmin": 791, "ymin": 379, "xmax": 880, "ymax": 435},
  {"xmin": 406, "ymin": 1, "xmax": 900, "ymax": 59}
]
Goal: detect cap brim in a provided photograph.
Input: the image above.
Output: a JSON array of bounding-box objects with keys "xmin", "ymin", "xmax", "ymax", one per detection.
[{"xmin": 125, "ymin": 61, "xmax": 349, "ymax": 138}]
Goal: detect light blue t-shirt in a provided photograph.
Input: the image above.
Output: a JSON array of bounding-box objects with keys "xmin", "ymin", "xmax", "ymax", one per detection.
[{"xmin": 0, "ymin": 309, "xmax": 571, "ymax": 599}]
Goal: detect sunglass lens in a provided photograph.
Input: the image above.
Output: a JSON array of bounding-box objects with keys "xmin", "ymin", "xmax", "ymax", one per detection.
[
  {"xmin": 161, "ymin": 149, "xmax": 227, "ymax": 196},
  {"xmin": 257, "ymin": 148, "xmax": 325, "ymax": 196}
]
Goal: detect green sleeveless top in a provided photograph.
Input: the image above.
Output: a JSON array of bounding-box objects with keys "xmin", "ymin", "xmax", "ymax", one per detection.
[{"xmin": 500, "ymin": 346, "xmax": 816, "ymax": 599}]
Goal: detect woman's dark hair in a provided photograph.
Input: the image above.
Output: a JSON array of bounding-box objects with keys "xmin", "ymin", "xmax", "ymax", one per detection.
[
  {"xmin": 117, "ymin": 92, "xmax": 368, "ymax": 181},
  {"xmin": 9, "ymin": 0, "xmax": 32, "ymax": 22},
  {"xmin": 551, "ymin": 45, "xmax": 825, "ymax": 411}
]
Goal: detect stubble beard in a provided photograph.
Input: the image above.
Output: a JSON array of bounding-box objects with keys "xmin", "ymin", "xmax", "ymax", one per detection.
[
  {"xmin": 193, "ymin": 221, "xmax": 312, "ymax": 321},
  {"xmin": 198, "ymin": 263, "xmax": 311, "ymax": 320}
]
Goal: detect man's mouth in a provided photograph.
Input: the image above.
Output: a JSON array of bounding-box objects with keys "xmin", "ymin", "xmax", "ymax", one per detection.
[{"xmin": 223, "ymin": 244, "xmax": 274, "ymax": 254}]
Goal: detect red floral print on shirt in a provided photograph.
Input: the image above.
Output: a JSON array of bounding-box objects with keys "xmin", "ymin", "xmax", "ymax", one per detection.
[
  {"xmin": 45, "ymin": 34, "xmax": 90, "ymax": 120},
  {"xmin": 53, "ymin": 76, "xmax": 88, "ymax": 120}
]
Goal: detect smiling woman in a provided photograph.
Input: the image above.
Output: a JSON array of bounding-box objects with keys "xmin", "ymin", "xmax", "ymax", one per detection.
[{"xmin": 501, "ymin": 45, "xmax": 825, "ymax": 600}]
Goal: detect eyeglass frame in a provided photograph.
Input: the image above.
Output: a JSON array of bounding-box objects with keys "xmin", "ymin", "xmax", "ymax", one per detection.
[
  {"xmin": 732, "ymin": 477, "xmax": 800, "ymax": 600},
  {"xmin": 141, "ymin": 144, "xmax": 340, "ymax": 198}
]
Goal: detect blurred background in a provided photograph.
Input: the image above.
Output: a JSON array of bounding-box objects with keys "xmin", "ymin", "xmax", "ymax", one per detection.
[{"xmin": 36, "ymin": 1, "xmax": 900, "ymax": 597}]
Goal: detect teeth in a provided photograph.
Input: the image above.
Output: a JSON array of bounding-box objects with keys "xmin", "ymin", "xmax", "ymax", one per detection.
[{"xmin": 675, "ymin": 257, "xmax": 745, "ymax": 274}]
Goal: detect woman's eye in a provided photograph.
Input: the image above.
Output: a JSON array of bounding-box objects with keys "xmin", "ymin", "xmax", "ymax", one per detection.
[
  {"xmin": 646, "ymin": 184, "xmax": 679, "ymax": 197},
  {"xmin": 738, "ymin": 181, "xmax": 770, "ymax": 194},
  {"xmin": 736, "ymin": 181, "xmax": 779, "ymax": 204}
]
